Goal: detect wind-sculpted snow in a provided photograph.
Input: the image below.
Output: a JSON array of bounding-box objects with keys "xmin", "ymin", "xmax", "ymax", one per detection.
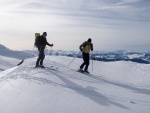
[
  {"xmin": 0, "ymin": 55, "xmax": 20, "ymax": 71},
  {"xmin": 0, "ymin": 56, "xmax": 150, "ymax": 113},
  {"xmin": 0, "ymin": 44, "xmax": 34, "ymax": 60}
]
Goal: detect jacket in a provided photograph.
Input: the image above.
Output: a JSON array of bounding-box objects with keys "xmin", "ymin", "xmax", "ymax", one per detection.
[
  {"xmin": 80, "ymin": 41, "xmax": 93, "ymax": 53},
  {"xmin": 40, "ymin": 35, "xmax": 51, "ymax": 48}
]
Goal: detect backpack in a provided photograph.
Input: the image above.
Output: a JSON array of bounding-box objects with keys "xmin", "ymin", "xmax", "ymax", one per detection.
[{"xmin": 34, "ymin": 33, "xmax": 41, "ymax": 47}]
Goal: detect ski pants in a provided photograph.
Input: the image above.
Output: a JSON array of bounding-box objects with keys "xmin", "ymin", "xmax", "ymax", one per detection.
[
  {"xmin": 36, "ymin": 47, "xmax": 45, "ymax": 66},
  {"xmin": 80, "ymin": 52, "xmax": 90, "ymax": 71}
]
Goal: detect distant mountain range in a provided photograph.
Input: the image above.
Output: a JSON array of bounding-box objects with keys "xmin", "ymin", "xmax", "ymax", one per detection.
[
  {"xmin": 46, "ymin": 50, "xmax": 150, "ymax": 64},
  {"xmin": 1, "ymin": 44, "xmax": 150, "ymax": 64}
]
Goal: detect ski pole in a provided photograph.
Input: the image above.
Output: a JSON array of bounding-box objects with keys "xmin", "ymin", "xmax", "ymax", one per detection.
[
  {"xmin": 92, "ymin": 51, "xmax": 93, "ymax": 71},
  {"xmin": 48, "ymin": 47, "xmax": 52, "ymax": 63},
  {"xmin": 92, "ymin": 51, "xmax": 95, "ymax": 71},
  {"xmin": 67, "ymin": 51, "xmax": 81, "ymax": 67},
  {"xmin": 49, "ymin": 46, "xmax": 52, "ymax": 55}
]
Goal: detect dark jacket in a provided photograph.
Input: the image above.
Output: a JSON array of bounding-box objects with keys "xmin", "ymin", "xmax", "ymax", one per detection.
[{"xmin": 39, "ymin": 35, "xmax": 51, "ymax": 49}]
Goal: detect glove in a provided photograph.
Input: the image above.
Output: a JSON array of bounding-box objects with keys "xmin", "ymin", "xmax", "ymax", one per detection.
[{"xmin": 50, "ymin": 44, "xmax": 53, "ymax": 47}]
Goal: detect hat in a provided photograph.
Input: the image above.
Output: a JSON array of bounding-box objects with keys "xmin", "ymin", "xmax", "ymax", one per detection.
[
  {"xmin": 43, "ymin": 32, "xmax": 47, "ymax": 36},
  {"xmin": 87, "ymin": 38, "xmax": 92, "ymax": 42}
]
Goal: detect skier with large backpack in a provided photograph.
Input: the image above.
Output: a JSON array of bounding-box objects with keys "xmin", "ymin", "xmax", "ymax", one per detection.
[
  {"xmin": 78, "ymin": 38, "xmax": 93, "ymax": 73},
  {"xmin": 35, "ymin": 32, "xmax": 53, "ymax": 68}
]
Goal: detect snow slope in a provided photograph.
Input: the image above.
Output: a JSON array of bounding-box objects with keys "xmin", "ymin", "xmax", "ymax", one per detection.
[
  {"xmin": 0, "ymin": 44, "xmax": 33, "ymax": 60},
  {"xmin": 0, "ymin": 55, "xmax": 20, "ymax": 71},
  {"xmin": 0, "ymin": 56, "xmax": 150, "ymax": 113}
]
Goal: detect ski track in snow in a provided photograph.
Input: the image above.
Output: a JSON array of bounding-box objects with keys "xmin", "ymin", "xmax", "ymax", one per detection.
[
  {"xmin": 0, "ymin": 56, "xmax": 150, "ymax": 113},
  {"xmin": 4, "ymin": 58, "xmax": 150, "ymax": 104}
]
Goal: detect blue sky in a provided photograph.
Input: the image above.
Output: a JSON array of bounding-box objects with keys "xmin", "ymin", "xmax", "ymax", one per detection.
[{"xmin": 0, "ymin": 0, "xmax": 150, "ymax": 51}]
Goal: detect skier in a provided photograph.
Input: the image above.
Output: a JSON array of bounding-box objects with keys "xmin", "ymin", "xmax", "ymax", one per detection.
[
  {"xmin": 79, "ymin": 38, "xmax": 93, "ymax": 73},
  {"xmin": 35, "ymin": 32, "xmax": 53, "ymax": 68}
]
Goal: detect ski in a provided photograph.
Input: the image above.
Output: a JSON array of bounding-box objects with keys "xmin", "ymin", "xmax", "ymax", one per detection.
[
  {"xmin": 72, "ymin": 69, "xmax": 93, "ymax": 76},
  {"xmin": 33, "ymin": 65, "xmax": 58, "ymax": 70},
  {"xmin": 45, "ymin": 66, "xmax": 58, "ymax": 71}
]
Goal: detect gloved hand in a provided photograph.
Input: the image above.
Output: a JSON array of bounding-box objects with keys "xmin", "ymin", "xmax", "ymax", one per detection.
[
  {"xmin": 80, "ymin": 48, "xmax": 83, "ymax": 51},
  {"xmin": 50, "ymin": 44, "xmax": 53, "ymax": 47}
]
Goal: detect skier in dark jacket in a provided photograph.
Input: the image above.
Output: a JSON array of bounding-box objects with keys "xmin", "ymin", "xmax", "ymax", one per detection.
[
  {"xmin": 79, "ymin": 38, "xmax": 93, "ymax": 73},
  {"xmin": 35, "ymin": 32, "xmax": 53, "ymax": 68}
]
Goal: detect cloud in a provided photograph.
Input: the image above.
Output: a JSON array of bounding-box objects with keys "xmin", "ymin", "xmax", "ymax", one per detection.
[
  {"xmin": 0, "ymin": 0, "xmax": 150, "ymax": 51},
  {"xmin": 1, "ymin": 0, "xmax": 150, "ymax": 28},
  {"xmin": 0, "ymin": 0, "xmax": 150, "ymax": 33},
  {"xmin": 1, "ymin": 0, "xmax": 150, "ymax": 22}
]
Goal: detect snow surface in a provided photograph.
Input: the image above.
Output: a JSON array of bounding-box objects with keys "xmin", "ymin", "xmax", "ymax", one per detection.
[
  {"xmin": 127, "ymin": 54, "xmax": 144, "ymax": 59},
  {"xmin": 0, "ymin": 44, "xmax": 33, "ymax": 60},
  {"xmin": 0, "ymin": 55, "xmax": 20, "ymax": 71},
  {"xmin": 0, "ymin": 55, "xmax": 150, "ymax": 113}
]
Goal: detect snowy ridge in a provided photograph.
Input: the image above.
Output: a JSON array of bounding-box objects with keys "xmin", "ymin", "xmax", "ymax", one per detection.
[
  {"xmin": 0, "ymin": 55, "xmax": 20, "ymax": 71},
  {"xmin": 0, "ymin": 66, "xmax": 18, "ymax": 78},
  {"xmin": 0, "ymin": 44, "xmax": 33, "ymax": 60},
  {"xmin": 0, "ymin": 56, "xmax": 150, "ymax": 113}
]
